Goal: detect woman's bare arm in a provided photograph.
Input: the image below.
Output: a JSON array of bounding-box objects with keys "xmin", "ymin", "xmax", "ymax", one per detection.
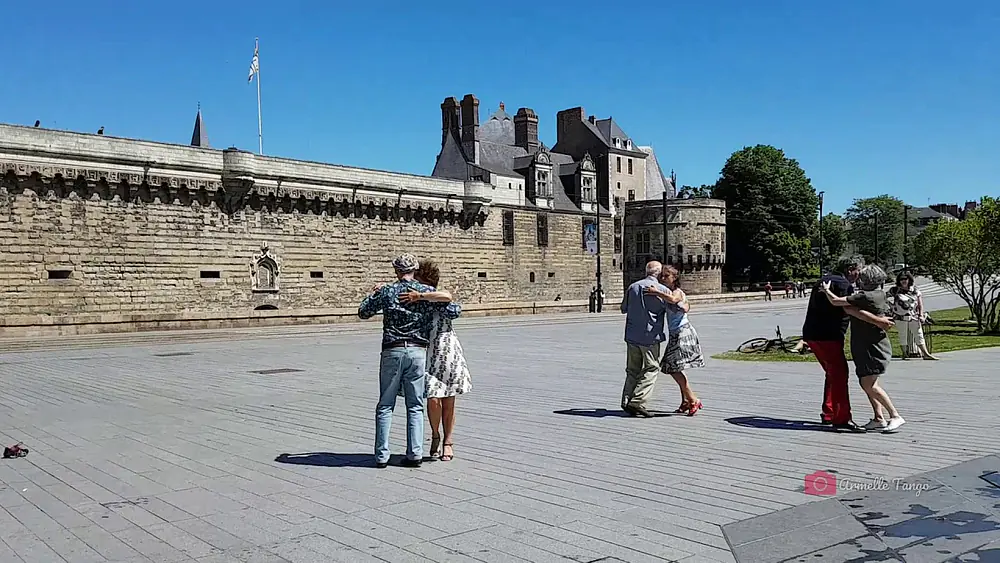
[
  {"xmin": 399, "ymin": 290, "xmax": 452, "ymax": 303},
  {"xmin": 644, "ymin": 286, "xmax": 684, "ymax": 303},
  {"xmin": 821, "ymin": 283, "xmax": 850, "ymax": 307}
]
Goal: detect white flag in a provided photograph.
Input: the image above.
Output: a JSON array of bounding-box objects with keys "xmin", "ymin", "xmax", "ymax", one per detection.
[{"xmin": 248, "ymin": 43, "xmax": 259, "ymax": 83}]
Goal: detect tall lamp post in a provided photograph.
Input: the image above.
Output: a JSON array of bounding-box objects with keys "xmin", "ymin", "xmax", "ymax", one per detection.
[
  {"xmin": 663, "ymin": 170, "xmax": 674, "ymax": 263},
  {"xmin": 595, "ymin": 196, "xmax": 603, "ymax": 313},
  {"xmin": 818, "ymin": 191, "xmax": 825, "ymax": 272},
  {"xmin": 903, "ymin": 205, "xmax": 910, "ymax": 272}
]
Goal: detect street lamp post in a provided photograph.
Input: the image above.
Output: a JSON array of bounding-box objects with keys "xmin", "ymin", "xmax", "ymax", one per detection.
[
  {"xmin": 595, "ymin": 198, "xmax": 603, "ymax": 313},
  {"xmin": 663, "ymin": 170, "xmax": 674, "ymax": 263},
  {"xmin": 874, "ymin": 211, "xmax": 880, "ymax": 268},
  {"xmin": 903, "ymin": 205, "xmax": 910, "ymax": 271},
  {"xmin": 818, "ymin": 191, "xmax": 825, "ymax": 272}
]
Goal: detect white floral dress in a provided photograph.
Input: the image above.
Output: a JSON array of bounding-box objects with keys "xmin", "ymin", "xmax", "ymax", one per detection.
[{"xmin": 425, "ymin": 313, "xmax": 472, "ymax": 397}]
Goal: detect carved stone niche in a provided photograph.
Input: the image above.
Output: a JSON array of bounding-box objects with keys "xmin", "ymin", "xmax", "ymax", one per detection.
[{"xmin": 249, "ymin": 242, "xmax": 280, "ymax": 293}]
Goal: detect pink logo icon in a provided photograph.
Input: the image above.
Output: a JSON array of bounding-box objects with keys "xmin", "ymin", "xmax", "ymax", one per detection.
[{"xmin": 804, "ymin": 471, "xmax": 837, "ymax": 496}]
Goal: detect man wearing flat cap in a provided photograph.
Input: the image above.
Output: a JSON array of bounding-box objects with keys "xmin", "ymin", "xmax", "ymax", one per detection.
[{"xmin": 358, "ymin": 253, "xmax": 462, "ymax": 468}]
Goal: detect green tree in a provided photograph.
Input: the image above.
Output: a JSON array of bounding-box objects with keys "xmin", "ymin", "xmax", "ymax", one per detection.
[
  {"xmin": 712, "ymin": 145, "xmax": 819, "ymax": 283},
  {"xmin": 843, "ymin": 195, "xmax": 905, "ymax": 267},
  {"xmin": 914, "ymin": 196, "xmax": 1000, "ymax": 333},
  {"xmin": 677, "ymin": 184, "xmax": 714, "ymax": 198}
]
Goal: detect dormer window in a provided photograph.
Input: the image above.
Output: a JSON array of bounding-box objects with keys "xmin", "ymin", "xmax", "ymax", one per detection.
[
  {"xmin": 582, "ymin": 176, "xmax": 595, "ymax": 202},
  {"xmin": 613, "ymin": 137, "xmax": 622, "ymax": 148},
  {"xmin": 536, "ymin": 170, "xmax": 550, "ymax": 197},
  {"xmin": 626, "ymin": 140, "xmax": 632, "ymax": 150}
]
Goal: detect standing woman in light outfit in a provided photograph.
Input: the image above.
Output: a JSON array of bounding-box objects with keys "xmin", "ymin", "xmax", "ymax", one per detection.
[
  {"xmin": 887, "ymin": 272, "xmax": 937, "ymax": 360},
  {"xmin": 645, "ymin": 266, "xmax": 705, "ymax": 415},
  {"xmin": 400, "ymin": 260, "xmax": 471, "ymax": 461}
]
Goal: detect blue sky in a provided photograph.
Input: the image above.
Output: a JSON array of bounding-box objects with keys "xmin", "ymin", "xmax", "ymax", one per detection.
[{"xmin": 2, "ymin": 1, "xmax": 996, "ymax": 213}]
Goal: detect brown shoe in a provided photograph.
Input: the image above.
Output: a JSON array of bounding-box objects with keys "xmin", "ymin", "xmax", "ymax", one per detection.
[{"xmin": 632, "ymin": 405, "xmax": 654, "ymax": 418}]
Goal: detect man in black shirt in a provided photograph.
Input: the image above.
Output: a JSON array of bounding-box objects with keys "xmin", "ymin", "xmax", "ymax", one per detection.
[{"xmin": 802, "ymin": 257, "xmax": 894, "ymax": 432}]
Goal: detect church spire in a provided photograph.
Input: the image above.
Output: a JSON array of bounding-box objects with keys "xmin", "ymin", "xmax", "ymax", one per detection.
[{"xmin": 190, "ymin": 105, "xmax": 209, "ymax": 147}]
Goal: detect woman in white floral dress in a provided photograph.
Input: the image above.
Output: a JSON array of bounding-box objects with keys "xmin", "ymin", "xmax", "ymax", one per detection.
[{"xmin": 400, "ymin": 260, "xmax": 471, "ymax": 461}]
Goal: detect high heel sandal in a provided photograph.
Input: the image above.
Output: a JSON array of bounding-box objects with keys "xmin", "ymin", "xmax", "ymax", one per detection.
[
  {"xmin": 440, "ymin": 443, "xmax": 454, "ymax": 462},
  {"xmin": 429, "ymin": 435, "xmax": 441, "ymax": 459},
  {"xmin": 687, "ymin": 400, "xmax": 703, "ymax": 416},
  {"xmin": 675, "ymin": 401, "xmax": 691, "ymax": 414}
]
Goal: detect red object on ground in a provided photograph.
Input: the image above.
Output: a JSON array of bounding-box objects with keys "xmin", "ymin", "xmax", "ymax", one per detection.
[
  {"xmin": 3, "ymin": 443, "xmax": 28, "ymax": 458},
  {"xmin": 808, "ymin": 340, "xmax": 853, "ymax": 424}
]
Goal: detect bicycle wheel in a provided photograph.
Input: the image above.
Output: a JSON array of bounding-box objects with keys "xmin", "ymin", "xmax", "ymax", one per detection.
[{"xmin": 738, "ymin": 338, "xmax": 770, "ymax": 353}]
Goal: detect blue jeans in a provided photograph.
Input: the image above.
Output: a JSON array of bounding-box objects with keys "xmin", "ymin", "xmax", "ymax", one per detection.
[{"xmin": 375, "ymin": 346, "xmax": 427, "ymax": 463}]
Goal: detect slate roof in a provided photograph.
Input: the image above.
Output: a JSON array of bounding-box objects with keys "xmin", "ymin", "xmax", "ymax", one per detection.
[
  {"xmin": 190, "ymin": 109, "xmax": 208, "ymax": 148},
  {"xmin": 594, "ymin": 118, "xmax": 631, "ymax": 145},
  {"xmin": 480, "ymin": 105, "xmax": 514, "ymax": 145},
  {"xmin": 638, "ymin": 146, "xmax": 674, "ymax": 198}
]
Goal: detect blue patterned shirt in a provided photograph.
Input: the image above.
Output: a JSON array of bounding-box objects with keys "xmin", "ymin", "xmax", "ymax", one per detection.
[{"xmin": 357, "ymin": 279, "xmax": 462, "ymax": 347}]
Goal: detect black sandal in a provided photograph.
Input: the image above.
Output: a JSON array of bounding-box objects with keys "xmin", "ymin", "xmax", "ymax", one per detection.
[
  {"xmin": 441, "ymin": 443, "xmax": 454, "ymax": 461},
  {"xmin": 429, "ymin": 435, "xmax": 441, "ymax": 458}
]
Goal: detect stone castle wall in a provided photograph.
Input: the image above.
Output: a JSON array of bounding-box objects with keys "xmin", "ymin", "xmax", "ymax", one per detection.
[
  {"xmin": 622, "ymin": 198, "xmax": 726, "ymax": 294},
  {"xmin": 0, "ymin": 125, "xmax": 621, "ymax": 334}
]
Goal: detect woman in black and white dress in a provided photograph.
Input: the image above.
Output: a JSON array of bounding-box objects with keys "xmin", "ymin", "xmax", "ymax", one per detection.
[
  {"xmin": 888, "ymin": 273, "xmax": 937, "ymax": 360},
  {"xmin": 400, "ymin": 260, "xmax": 471, "ymax": 461},
  {"xmin": 645, "ymin": 265, "xmax": 705, "ymax": 415}
]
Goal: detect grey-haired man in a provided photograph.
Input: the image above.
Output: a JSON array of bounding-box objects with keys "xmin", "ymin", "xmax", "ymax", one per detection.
[{"xmin": 359, "ymin": 254, "xmax": 461, "ymax": 468}]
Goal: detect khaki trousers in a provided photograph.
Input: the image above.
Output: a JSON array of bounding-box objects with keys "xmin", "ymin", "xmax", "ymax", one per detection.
[{"xmin": 622, "ymin": 342, "xmax": 662, "ymax": 409}]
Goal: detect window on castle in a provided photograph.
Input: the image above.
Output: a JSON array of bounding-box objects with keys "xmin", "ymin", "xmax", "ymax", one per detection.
[
  {"xmin": 626, "ymin": 140, "xmax": 632, "ymax": 150},
  {"xmin": 616, "ymin": 157, "xmax": 621, "ymax": 173},
  {"xmin": 310, "ymin": 271, "xmax": 324, "ymax": 279},
  {"xmin": 667, "ymin": 255, "xmax": 674, "ymax": 265},
  {"xmin": 502, "ymin": 210, "xmax": 514, "ymax": 246},
  {"xmin": 628, "ymin": 158, "xmax": 633, "ymax": 175},
  {"xmin": 704, "ymin": 244, "xmax": 712, "ymax": 254},
  {"xmin": 614, "ymin": 217, "xmax": 622, "ymax": 234},
  {"xmin": 256, "ymin": 263, "xmax": 276, "ymax": 290},
  {"xmin": 200, "ymin": 270, "xmax": 221, "ymax": 279},
  {"xmin": 582, "ymin": 177, "xmax": 594, "ymax": 202},
  {"xmin": 628, "ymin": 189, "xmax": 635, "ymax": 201},
  {"xmin": 677, "ymin": 244, "xmax": 684, "ymax": 256},
  {"xmin": 536, "ymin": 170, "xmax": 550, "ymax": 197},
  {"xmin": 536, "ymin": 214, "xmax": 549, "ymax": 247},
  {"xmin": 47, "ymin": 269, "xmax": 72, "ymax": 280},
  {"xmin": 530, "ymin": 272, "xmax": 536, "ymax": 283},
  {"xmin": 614, "ymin": 235, "xmax": 622, "ymax": 253},
  {"xmin": 636, "ymin": 232, "xmax": 650, "ymax": 255},
  {"xmin": 477, "ymin": 272, "xmax": 487, "ymax": 278}
]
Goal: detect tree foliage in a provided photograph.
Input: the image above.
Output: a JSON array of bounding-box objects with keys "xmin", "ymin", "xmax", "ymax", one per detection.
[
  {"xmin": 712, "ymin": 145, "xmax": 819, "ymax": 282},
  {"xmin": 844, "ymin": 195, "xmax": 905, "ymax": 267},
  {"xmin": 914, "ymin": 196, "xmax": 1000, "ymax": 333},
  {"xmin": 677, "ymin": 184, "xmax": 715, "ymax": 199}
]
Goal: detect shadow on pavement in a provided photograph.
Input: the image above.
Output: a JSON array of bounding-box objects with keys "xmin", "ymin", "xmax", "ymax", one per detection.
[
  {"xmin": 553, "ymin": 408, "xmax": 675, "ymax": 418},
  {"xmin": 726, "ymin": 416, "xmax": 830, "ymax": 431},
  {"xmin": 274, "ymin": 452, "xmax": 377, "ymax": 468}
]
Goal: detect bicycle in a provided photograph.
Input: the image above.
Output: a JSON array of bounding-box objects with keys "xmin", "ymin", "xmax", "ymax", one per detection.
[{"xmin": 737, "ymin": 326, "xmax": 806, "ymax": 354}]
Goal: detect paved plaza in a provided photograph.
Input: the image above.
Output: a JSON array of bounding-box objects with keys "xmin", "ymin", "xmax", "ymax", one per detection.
[{"xmin": 1, "ymin": 293, "xmax": 998, "ymax": 563}]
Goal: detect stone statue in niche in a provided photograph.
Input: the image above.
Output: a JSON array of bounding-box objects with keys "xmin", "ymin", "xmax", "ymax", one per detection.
[{"xmin": 249, "ymin": 242, "xmax": 280, "ymax": 293}]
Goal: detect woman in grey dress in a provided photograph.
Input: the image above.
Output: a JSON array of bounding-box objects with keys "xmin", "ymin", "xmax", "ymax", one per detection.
[
  {"xmin": 821, "ymin": 265, "xmax": 905, "ymax": 433},
  {"xmin": 400, "ymin": 260, "xmax": 471, "ymax": 461}
]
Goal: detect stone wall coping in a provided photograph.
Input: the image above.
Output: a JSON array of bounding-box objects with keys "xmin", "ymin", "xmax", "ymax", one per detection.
[{"xmin": 0, "ymin": 292, "xmax": 765, "ymax": 329}]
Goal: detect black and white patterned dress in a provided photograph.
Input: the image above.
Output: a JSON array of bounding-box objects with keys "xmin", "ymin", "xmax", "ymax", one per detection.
[
  {"xmin": 426, "ymin": 312, "xmax": 472, "ymax": 398},
  {"xmin": 660, "ymin": 296, "xmax": 706, "ymax": 373}
]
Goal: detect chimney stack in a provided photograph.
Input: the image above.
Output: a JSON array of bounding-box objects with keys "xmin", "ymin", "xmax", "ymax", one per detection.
[
  {"xmin": 556, "ymin": 107, "xmax": 585, "ymax": 145},
  {"xmin": 514, "ymin": 108, "xmax": 539, "ymax": 153},
  {"xmin": 440, "ymin": 97, "xmax": 460, "ymax": 147},
  {"xmin": 460, "ymin": 94, "xmax": 480, "ymax": 164}
]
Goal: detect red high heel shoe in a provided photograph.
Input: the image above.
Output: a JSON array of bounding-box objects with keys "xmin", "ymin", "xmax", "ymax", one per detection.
[
  {"xmin": 675, "ymin": 401, "xmax": 691, "ymax": 414},
  {"xmin": 687, "ymin": 400, "xmax": 703, "ymax": 416}
]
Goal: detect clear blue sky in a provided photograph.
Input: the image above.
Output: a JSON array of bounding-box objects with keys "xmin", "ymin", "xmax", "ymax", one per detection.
[{"xmin": 3, "ymin": 1, "xmax": 996, "ymax": 213}]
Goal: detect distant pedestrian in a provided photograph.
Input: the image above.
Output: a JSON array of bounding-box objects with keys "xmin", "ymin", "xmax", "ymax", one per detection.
[
  {"xmin": 619, "ymin": 261, "xmax": 681, "ymax": 417},
  {"xmin": 645, "ymin": 266, "xmax": 704, "ymax": 415},
  {"xmin": 821, "ymin": 265, "xmax": 906, "ymax": 433},
  {"xmin": 764, "ymin": 282, "xmax": 773, "ymax": 301},
  {"xmin": 784, "ymin": 282, "xmax": 793, "ymax": 299}
]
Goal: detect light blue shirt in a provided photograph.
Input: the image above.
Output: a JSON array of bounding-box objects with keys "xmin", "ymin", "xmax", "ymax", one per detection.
[
  {"xmin": 666, "ymin": 295, "xmax": 690, "ymax": 334},
  {"xmin": 620, "ymin": 276, "xmax": 669, "ymax": 347}
]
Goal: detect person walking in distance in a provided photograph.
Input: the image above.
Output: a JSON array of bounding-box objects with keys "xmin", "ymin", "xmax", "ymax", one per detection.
[
  {"xmin": 619, "ymin": 261, "xmax": 682, "ymax": 417},
  {"xmin": 802, "ymin": 257, "xmax": 895, "ymax": 433},
  {"xmin": 358, "ymin": 254, "xmax": 461, "ymax": 468},
  {"xmin": 764, "ymin": 281, "xmax": 773, "ymax": 301},
  {"xmin": 821, "ymin": 265, "xmax": 906, "ymax": 433}
]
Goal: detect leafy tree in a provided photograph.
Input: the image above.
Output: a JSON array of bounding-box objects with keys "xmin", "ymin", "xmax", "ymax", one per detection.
[
  {"xmin": 677, "ymin": 184, "xmax": 714, "ymax": 198},
  {"xmin": 712, "ymin": 145, "xmax": 820, "ymax": 283},
  {"xmin": 844, "ymin": 195, "xmax": 905, "ymax": 267},
  {"xmin": 914, "ymin": 196, "xmax": 1000, "ymax": 333}
]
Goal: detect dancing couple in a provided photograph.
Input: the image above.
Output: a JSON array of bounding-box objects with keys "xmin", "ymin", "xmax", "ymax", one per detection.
[
  {"xmin": 804, "ymin": 257, "xmax": 905, "ymax": 433},
  {"xmin": 620, "ymin": 261, "xmax": 705, "ymax": 417},
  {"xmin": 358, "ymin": 254, "xmax": 472, "ymax": 468}
]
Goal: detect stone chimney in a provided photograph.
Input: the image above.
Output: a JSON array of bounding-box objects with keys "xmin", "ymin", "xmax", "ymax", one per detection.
[
  {"xmin": 460, "ymin": 94, "xmax": 480, "ymax": 164},
  {"xmin": 440, "ymin": 97, "xmax": 460, "ymax": 147},
  {"xmin": 556, "ymin": 107, "xmax": 585, "ymax": 145},
  {"xmin": 514, "ymin": 108, "xmax": 539, "ymax": 153}
]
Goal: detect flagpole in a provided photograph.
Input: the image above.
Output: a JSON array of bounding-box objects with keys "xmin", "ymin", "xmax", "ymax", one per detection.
[{"xmin": 255, "ymin": 37, "xmax": 263, "ymax": 155}]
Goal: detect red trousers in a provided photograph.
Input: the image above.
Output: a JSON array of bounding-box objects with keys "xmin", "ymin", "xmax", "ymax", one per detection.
[{"xmin": 807, "ymin": 340, "xmax": 852, "ymax": 424}]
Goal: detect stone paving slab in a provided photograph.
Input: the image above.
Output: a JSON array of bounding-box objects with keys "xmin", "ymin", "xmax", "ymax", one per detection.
[
  {"xmin": 723, "ymin": 456, "xmax": 1000, "ymax": 563},
  {"xmin": 0, "ymin": 295, "xmax": 993, "ymax": 563}
]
